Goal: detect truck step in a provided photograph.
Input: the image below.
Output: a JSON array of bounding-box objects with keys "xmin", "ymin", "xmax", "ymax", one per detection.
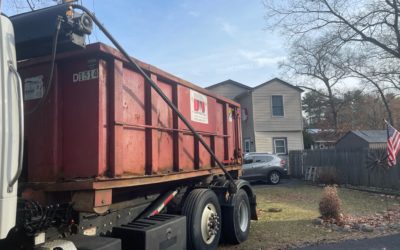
[
  {"xmin": 70, "ymin": 235, "xmax": 121, "ymax": 250},
  {"xmin": 37, "ymin": 235, "xmax": 121, "ymax": 250}
]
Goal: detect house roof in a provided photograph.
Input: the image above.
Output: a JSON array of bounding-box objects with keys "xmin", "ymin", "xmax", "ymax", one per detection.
[
  {"xmin": 205, "ymin": 79, "xmax": 252, "ymax": 90},
  {"xmin": 253, "ymin": 78, "xmax": 304, "ymax": 92},
  {"xmin": 207, "ymin": 78, "xmax": 303, "ymax": 101},
  {"xmin": 308, "ymin": 129, "xmax": 344, "ymax": 142},
  {"xmin": 337, "ymin": 130, "xmax": 387, "ymax": 144},
  {"xmin": 352, "ymin": 130, "xmax": 387, "ymax": 143}
]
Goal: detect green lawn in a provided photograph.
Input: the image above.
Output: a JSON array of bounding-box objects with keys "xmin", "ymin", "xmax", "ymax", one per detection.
[{"xmin": 219, "ymin": 180, "xmax": 400, "ymax": 250}]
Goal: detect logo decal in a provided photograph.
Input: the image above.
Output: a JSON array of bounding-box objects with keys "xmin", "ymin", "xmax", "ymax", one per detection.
[{"xmin": 190, "ymin": 89, "xmax": 208, "ymax": 124}]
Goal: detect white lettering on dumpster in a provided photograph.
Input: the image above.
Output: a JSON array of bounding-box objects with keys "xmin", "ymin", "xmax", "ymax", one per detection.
[
  {"xmin": 72, "ymin": 69, "xmax": 99, "ymax": 82},
  {"xmin": 190, "ymin": 89, "xmax": 208, "ymax": 124}
]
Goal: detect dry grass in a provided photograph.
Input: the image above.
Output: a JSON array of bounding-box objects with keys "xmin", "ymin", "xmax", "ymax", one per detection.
[{"xmin": 219, "ymin": 180, "xmax": 400, "ymax": 250}]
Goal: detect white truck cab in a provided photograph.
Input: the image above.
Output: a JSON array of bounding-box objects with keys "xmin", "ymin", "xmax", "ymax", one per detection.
[{"xmin": 0, "ymin": 14, "xmax": 23, "ymax": 239}]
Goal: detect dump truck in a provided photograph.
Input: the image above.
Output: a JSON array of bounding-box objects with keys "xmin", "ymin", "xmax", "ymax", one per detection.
[{"xmin": 0, "ymin": 3, "xmax": 257, "ymax": 250}]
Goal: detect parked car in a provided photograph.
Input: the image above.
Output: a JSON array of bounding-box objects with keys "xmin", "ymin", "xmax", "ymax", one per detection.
[{"xmin": 241, "ymin": 153, "xmax": 287, "ymax": 184}]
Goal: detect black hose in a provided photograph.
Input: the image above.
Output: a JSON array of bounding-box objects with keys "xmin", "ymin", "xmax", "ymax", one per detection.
[
  {"xmin": 25, "ymin": 16, "xmax": 62, "ymax": 115},
  {"xmin": 71, "ymin": 4, "xmax": 237, "ymax": 193}
]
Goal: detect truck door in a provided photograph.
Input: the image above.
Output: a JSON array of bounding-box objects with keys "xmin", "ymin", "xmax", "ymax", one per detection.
[{"xmin": 0, "ymin": 14, "xmax": 23, "ymax": 239}]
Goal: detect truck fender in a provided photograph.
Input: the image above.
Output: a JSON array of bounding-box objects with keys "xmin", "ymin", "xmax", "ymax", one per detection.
[{"xmin": 220, "ymin": 179, "xmax": 258, "ymax": 220}]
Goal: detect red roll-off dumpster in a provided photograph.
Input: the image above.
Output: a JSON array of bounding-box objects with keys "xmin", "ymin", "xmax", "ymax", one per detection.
[{"xmin": 20, "ymin": 43, "xmax": 242, "ymax": 185}]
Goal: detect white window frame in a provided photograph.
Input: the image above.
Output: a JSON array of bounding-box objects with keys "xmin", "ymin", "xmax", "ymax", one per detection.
[
  {"xmin": 273, "ymin": 138, "xmax": 287, "ymax": 155},
  {"xmin": 271, "ymin": 95, "xmax": 284, "ymax": 117},
  {"xmin": 244, "ymin": 139, "xmax": 251, "ymax": 153}
]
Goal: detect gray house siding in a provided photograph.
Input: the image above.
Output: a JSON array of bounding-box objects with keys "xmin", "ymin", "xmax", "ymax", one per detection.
[
  {"xmin": 236, "ymin": 92, "xmax": 255, "ymax": 152},
  {"xmin": 207, "ymin": 78, "xmax": 304, "ymax": 155},
  {"xmin": 255, "ymin": 131, "xmax": 304, "ymax": 153},
  {"xmin": 206, "ymin": 83, "xmax": 248, "ymax": 100},
  {"xmin": 252, "ymin": 80, "xmax": 303, "ymax": 132}
]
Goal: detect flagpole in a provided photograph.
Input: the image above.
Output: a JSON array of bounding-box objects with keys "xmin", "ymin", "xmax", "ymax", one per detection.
[
  {"xmin": 384, "ymin": 119, "xmax": 390, "ymax": 167},
  {"xmin": 383, "ymin": 119, "xmax": 389, "ymax": 126},
  {"xmin": 385, "ymin": 119, "xmax": 389, "ymax": 137}
]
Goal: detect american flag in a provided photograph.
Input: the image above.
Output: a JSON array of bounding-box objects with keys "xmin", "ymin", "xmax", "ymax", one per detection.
[{"xmin": 387, "ymin": 122, "xmax": 400, "ymax": 167}]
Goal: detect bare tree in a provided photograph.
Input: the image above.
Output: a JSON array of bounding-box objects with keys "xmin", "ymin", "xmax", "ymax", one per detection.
[
  {"xmin": 281, "ymin": 36, "xmax": 348, "ymax": 131},
  {"xmin": 266, "ymin": 0, "xmax": 400, "ymax": 125},
  {"xmin": 264, "ymin": 0, "xmax": 400, "ymax": 58},
  {"xmin": 338, "ymin": 47, "xmax": 396, "ymax": 124}
]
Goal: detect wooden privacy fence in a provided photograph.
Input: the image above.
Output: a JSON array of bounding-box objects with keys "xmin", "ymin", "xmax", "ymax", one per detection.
[{"xmin": 289, "ymin": 147, "xmax": 400, "ymax": 190}]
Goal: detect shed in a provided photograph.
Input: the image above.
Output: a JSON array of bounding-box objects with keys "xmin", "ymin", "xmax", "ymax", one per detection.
[{"xmin": 335, "ymin": 130, "xmax": 387, "ymax": 150}]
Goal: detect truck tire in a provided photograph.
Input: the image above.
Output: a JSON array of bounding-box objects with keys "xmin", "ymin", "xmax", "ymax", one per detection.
[
  {"xmin": 222, "ymin": 189, "xmax": 251, "ymax": 244},
  {"xmin": 182, "ymin": 189, "xmax": 221, "ymax": 250}
]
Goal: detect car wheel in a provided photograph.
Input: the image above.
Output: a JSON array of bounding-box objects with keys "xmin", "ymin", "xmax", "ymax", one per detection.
[
  {"xmin": 268, "ymin": 171, "xmax": 280, "ymax": 185},
  {"xmin": 222, "ymin": 189, "xmax": 251, "ymax": 244},
  {"xmin": 182, "ymin": 189, "xmax": 221, "ymax": 250}
]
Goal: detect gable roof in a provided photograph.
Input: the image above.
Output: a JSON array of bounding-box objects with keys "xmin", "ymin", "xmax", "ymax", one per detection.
[
  {"xmin": 206, "ymin": 79, "xmax": 252, "ymax": 90},
  {"xmin": 352, "ymin": 130, "xmax": 387, "ymax": 143},
  {"xmin": 253, "ymin": 78, "xmax": 304, "ymax": 92},
  {"xmin": 307, "ymin": 129, "xmax": 344, "ymax": 143},
  {"xmin": 337, "ymin": 130, "xmax": 387, "ymax": 144},
  {"xmin": 206, "ymin": 77, "xmax": 303, "ymax": 100}
]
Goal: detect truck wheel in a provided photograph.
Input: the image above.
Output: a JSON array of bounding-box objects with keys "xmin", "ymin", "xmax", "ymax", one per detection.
[
  {"xmin": 182, "ymin": 189, "xmax": 221, "ymax": 250},
  {"xmin": 222, "ymin": 189, "xmax": 251, "ymax": 244}
]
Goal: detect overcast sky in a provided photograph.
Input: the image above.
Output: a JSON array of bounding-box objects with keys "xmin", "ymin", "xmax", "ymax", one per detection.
[{"xmin": 3, "ymin": 0, "xmax": 286, "ymax": 88}]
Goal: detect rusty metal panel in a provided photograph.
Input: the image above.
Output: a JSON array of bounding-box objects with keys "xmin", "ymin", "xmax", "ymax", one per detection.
[
  {"xmin": 60, "ymin": 58, "xmax": 106, "ymax": 179},
  {"xmin": 21, "ymin": 43, "xmax": 242, "ymax": 187},
  {"xmin": 72, "ymin": 189, "xmax": 112, "ymax": 213},
  {"xmin": 21, "ymin": 62, "xmax": 62, "ymax": 182},
  {"xmin": 122, "ymin": 127, "xmax": 146, "ymax": 175},
  {"xmin": 119, "ymin": 67, "xmax": 146, "ymax": 175},
  {"xmin": 214, "ymin": 137, "xmax": 225, "ymax": 163},
  {"xmin": 227, "ymin": 105, "xmax": 235, "ymax": 162},
  {"xmin": 110, "ymin": 60, "xmax": 124, "ymax": 176},
  {"xmin": 27, "ymin": 166, "xmax": 241, "ymax": 192},
  {"xmin": 199, "ymin": 136, "xmax": 211, "ymax": 169},
  {"xmin": 178, "ymin": 133, "xmax": 195, "ymax": 171},
  {"xmin": 151, "ymin": 79, "xmax": 173, "ymax": 174},
  {"xmin": 98, "ymin": 60, "xmax": 108, "ymax": 177},
  {"xmin": 214, "ymin": 102, "xmax": 224, "ymax": 161},
  {"xmin": 122, "ymin": 68, "xmax": 146, "ymax": 125}
]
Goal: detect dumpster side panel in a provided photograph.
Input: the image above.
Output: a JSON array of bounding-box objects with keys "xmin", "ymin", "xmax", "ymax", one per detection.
[
  {"xmin": 21, "ymin": 43, "xmax": 242, "ymax": 184},
  {"xmin": 151, "ymin": 79, "xmax": 174, "ymax": 174},
  {"xmin": 120, "ymin": 67, "xmax": 146, "ymax": 176},
  {"xmin": 22, "ymin": 62, "xmax": 61, "ymax": 181}
]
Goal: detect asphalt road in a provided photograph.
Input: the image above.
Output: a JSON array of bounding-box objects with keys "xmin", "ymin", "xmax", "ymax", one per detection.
[{"xmin": 297, "ymin": 233, "xmax": 400, "ymax": 250}]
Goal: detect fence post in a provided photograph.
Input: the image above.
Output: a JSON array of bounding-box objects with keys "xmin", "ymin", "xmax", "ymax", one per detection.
[{"xmin": 301, "ymin": 150, "xmax": 304, "ymax": 177}]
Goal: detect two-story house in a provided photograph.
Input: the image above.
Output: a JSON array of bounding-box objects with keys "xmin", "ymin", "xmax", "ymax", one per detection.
[{"xmin": 206, "ymin": 78, "xmax": 304, "ymax": 155}]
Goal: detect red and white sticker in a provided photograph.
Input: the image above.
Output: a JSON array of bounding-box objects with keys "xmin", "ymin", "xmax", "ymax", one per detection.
[{"xmin": 190, "ymin": 89, "xmax": 208, "ymax": 124}]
